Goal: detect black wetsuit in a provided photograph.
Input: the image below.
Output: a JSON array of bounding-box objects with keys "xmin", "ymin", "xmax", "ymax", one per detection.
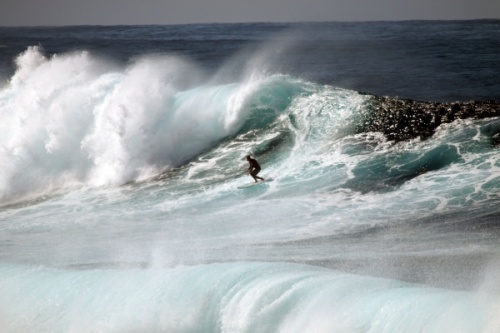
[
  {"xmin": 247, "ymin": 157, "xmax": 264, "ymax": 182},
  {"xmin": 248, "ymin": 158, "xmax": 261, "ymax": 176}
]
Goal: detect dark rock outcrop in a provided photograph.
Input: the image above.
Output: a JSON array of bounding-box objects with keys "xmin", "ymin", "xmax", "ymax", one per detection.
[{"xmin": 356, "ymin": 96, "xmax": 500, "ymax": 142}]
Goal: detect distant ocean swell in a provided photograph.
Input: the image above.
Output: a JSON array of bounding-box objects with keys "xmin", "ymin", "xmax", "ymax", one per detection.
[{"xmin": 0, "ymin": 262, "xmax": 498, "ymax": 333}]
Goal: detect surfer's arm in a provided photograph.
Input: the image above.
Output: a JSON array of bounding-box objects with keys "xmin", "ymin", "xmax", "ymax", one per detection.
[{"xmin": 247, "ymin": 165, "xmax": 253, "ymax": 174}]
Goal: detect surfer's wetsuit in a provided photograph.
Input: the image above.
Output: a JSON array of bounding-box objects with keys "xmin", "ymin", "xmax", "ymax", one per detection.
[{"xmin": 246, "ymin": 156, "xmax": 264, "ymax": 182}]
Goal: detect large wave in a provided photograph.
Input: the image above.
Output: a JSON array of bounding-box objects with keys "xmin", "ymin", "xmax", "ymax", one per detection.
[
  {"xmin": 1, "ymin": 262, "xmax": 498, "ymax": 333},
  {"xmin": 0, "ymin": 46, "xmax": 359, "ymax": 204}
]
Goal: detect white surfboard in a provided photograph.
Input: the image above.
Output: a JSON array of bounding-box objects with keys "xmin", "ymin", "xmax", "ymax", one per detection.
[{"xmin": 237, "ymin": 179, "xmax": 266, "ymax": 189}]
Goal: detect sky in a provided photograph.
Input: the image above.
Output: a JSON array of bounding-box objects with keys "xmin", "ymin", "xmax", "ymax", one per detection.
[{"xmin": 1, "ymin": 0, "xmax": 499, "ymax": 26}]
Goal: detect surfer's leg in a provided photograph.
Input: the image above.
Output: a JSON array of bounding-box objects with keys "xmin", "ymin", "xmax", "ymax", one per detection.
[
  {"xmin": 250, "ymin": 170, "xmax": 260, "ymax": 182},
  {"xmin": 251, "ymin": 169, "xmax": 264, "ymax": 181},
  {"xmin": 256, "ymin": 168, "xmax": 264, "ymax": 180}
]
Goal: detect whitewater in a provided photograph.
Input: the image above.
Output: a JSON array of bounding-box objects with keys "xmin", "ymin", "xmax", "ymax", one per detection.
[{"xmin": 0, "ymin": 22, "xmax": 499, "ymax": 333}]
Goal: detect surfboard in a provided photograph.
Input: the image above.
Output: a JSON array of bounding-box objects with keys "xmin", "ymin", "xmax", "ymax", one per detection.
[{"xmin": 237, "ymin": 179, "xmax": 266, "ymax": 189}]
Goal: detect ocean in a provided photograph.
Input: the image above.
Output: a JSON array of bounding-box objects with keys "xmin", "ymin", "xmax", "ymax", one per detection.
[{"xmin": 0, "ymin": 20, "xmax": 499, "ymax": 332}]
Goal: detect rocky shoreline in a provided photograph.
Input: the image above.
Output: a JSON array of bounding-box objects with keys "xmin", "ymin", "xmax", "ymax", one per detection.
[{"xmin": 356, "ymin": 96, "xmax": 500, "ymax": 142}]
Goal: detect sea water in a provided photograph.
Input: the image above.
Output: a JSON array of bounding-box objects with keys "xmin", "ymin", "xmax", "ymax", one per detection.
[{"xmin": 0, "ymin": 21, "xmax": 499, "ymax": 333}]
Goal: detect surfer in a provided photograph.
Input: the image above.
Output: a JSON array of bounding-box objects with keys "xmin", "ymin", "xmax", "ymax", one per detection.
[{"xmin": 246, "ymin": 155, "xmax": 264, "ymax": 183}]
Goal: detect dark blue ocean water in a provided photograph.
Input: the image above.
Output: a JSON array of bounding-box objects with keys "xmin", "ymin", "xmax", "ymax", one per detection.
[
  {"xmin": 0, "ymin": 21, "xmax": 499, "ymax": 333},
  {"xmin": 1, "ymin": 20, "xmax": 499, "ymax": 101}
]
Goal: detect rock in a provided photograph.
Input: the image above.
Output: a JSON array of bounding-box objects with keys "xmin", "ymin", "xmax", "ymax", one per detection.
[{"xmin": 356, "ymin": 96, "xmax": 500, "ymax": 142}]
